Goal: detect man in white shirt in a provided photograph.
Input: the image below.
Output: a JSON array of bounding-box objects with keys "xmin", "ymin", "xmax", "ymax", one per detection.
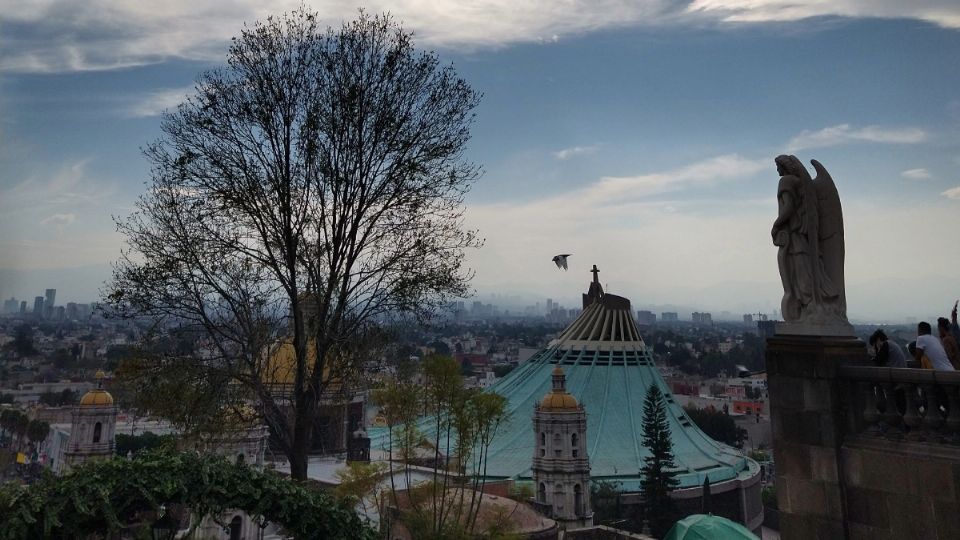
[{"xmin": 917, "ymin": 321, "xmax": 955, "ymax": 371}]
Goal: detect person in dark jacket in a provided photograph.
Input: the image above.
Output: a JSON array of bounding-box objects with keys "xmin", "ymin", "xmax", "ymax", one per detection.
[{"xmin": 870, "ymin": 329, "xmax": 907, "ymax": 368}]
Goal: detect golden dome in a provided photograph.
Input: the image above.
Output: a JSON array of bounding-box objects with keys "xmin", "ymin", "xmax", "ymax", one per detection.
[
  {"xmin": 540, "ymin": 365, "xmax": 579, "ymax": 410},
  {"xmin": 79, "ymin": 370, "xmax": 114, "ymax": 407},
  {"xmin": 540, "ymin": 391, "xmax": 579, "ymax": 410},
  {"xmin": 79, "ymin": 389, "xmax": 114, "ymax": 407}
]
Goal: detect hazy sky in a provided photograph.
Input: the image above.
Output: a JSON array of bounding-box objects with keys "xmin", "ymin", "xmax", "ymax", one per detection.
[{"xmin": 1, "ymin": 1, "xmax": 959, "ymax": 321}]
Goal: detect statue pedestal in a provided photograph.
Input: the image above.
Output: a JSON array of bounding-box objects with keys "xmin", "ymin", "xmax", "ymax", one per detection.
[
  {"xmin": 766, "ymin": 334, "xmax": 867, "ymax": 540},
  {"xmin": 775, "ymin": 321, "xmax": 854, "ymax": 337}
]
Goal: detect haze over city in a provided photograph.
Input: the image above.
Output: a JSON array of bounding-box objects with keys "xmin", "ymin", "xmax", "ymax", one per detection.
[{"xmin": 2, "ymin": 1, "xmax": 960, "ymax": 321}]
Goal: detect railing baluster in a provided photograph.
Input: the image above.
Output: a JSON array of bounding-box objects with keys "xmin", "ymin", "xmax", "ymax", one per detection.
[
  {"xmin": 944, "ymin": 385, "xmax": 960, "ymax": 441},
  {"xmin": 903, "ymin": 383, "xmax": 923, "ymax": 440},
  {"xmin": 881, "ymin": 382, "xmax": 903, "ymax": 438},
  {"xmin": 922, "ymin": 383, "xmax": 943, "ymax": 441},
  {"xmin": 837, "ymin": 365, "xmax": 960, "ymax": 444},
  {"xmin": 861, "ymin": 381, "xmax": 880, "ymax": 434}
]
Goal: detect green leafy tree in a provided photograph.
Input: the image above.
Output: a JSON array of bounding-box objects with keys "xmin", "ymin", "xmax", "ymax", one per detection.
[
  {"xmin": 335, "ymin": 461, "xmax": 389, "ymax": 517},
  {"xmin": 0, "ymin": 410, "xmax": 17, "ymax": 439},
  {"xmin": 104, "ymin": 7, "xmax": 481, "ymax": 481},
  {"xmin": 0, "ymin": 449, "xmax": 374, "ymax": 539},
  {"xmin": 683, "ymin": 405, "xmax": 747, "ymax": 449},
  {"xmin": 115, "ymin": 432, "xmax": 176, "ymax": 457},
  {"xmin": 640, "ymin": 385, "xmax": 680, "ymax": 537},
  {"xmin": 26, "ymin": 420, "xmax": 49, "ymax": 447},
  {"xmin": 13, "ymin": 412, "xmax": 29, "ymax": 451},
  {"xmin": 372, "ymin": 355, "xmax": 508, "ymax": 539},
  {"xmin": 4, "ymin": 324, "xmax": 36, "ymax": 357},
  {"xmin": 492, "ymin": 364, "xmax": 515, "ymax": 378},
  {"xmin": 591, "ymin": 480, "xmax": 624, "ymax": 526},
  {"xmin": 428, "ymin": 340, "xmax": 451, "ymax": 356}
]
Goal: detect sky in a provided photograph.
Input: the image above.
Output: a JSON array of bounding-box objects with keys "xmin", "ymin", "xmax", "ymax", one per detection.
[{"xmin": 1, "ymin": 0, "xmax": 959, "ymax": 322}]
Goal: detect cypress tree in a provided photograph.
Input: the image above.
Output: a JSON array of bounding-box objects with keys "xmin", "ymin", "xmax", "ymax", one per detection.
[{"xmin": 640, "ymin": 384, "xmax": 680, "ymax": 537}]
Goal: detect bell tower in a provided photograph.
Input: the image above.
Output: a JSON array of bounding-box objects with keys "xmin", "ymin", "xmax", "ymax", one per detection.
[
  {"xmin": 532, "ymin": 366, "xmax": 593, "ymax": 529},
  {"xmin": 62, "ymin": 370, "xmax": 117, "ymax": 473}
]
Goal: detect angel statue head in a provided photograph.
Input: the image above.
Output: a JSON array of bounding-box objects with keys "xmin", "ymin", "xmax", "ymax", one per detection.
[{"xmin": 775, "ymin": 154, "xmax": 809, "ymax": 180}]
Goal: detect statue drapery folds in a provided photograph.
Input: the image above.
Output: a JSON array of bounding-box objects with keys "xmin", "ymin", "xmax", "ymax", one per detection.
[{"xmin": 772, "ymin": 155, "xmax": 848, "ymax": 328}]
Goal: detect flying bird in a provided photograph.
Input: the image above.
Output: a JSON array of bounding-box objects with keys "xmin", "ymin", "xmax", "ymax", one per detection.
[{"xmin": 552, "ymin": 254, "xmax": 571, "ymax": 271}]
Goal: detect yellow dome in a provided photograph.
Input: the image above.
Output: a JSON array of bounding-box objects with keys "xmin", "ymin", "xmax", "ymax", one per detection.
[
  {"xmin": 79, "ymin": 389, "xmax": 114, "ymax": 407},
  {"xmin": 540, "ymin": 392, "xmax": 579, "ymax": 410}
]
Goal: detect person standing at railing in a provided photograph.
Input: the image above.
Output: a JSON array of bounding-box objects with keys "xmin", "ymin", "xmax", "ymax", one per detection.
[
  {"xmin": 915, "ymin": 321, "xmax": 955, "ymax": 371},
  {"xmin": 938, "ymin": 317, "xmax": 960, "ymax": 370},
  {"xmin": 907, "ymin": 341, "xmax": 931, "ymax": 369},
  {"xmin": 869, "ymin": 329, "xmax": 907, "ymax": 368}
]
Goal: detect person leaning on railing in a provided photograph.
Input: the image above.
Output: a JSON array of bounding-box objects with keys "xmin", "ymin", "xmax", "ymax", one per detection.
[
  {"xmin": 912, "ymin": 321, "xmax": 955, "ymax": 371},
  {"xmin": 907, "ymin": 340, "xmax": 928, "ymax": 369},
  {"xmin": 869, "ymin": 329, "xmax": 907, "ymax": 368},
  {"xmin": 940, "ymin": 300, "xmax": 960, "ymax": 370}
]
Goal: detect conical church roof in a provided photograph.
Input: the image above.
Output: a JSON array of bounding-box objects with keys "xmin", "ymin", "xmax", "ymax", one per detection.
[{"xmin": 479, "ymin": 271, "xmax": 757, "ymax": 490}]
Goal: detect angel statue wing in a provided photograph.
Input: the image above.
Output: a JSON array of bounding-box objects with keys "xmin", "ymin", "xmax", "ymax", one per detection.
[
  {"xmin": 810, "ymin": 159, "xmax": 846, "ymax": 312},
  {"xmin": 811, "ymin": 159, "xmax": 843, "ymax": 240}
]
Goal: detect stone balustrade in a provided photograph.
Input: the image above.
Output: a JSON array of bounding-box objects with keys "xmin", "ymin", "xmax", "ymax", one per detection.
[{"xmin": 838, "ymin": 365, "xmax": 960, "ymax": 443}]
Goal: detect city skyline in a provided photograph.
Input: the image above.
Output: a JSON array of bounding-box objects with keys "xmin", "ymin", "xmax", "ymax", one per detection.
[{"xmin": 2, "ymin": 1, "xmax": 959, "ymax": 321}]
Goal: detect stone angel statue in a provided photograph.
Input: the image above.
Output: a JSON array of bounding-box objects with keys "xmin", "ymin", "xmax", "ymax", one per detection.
[{"xmin": 772, "ymin": 155, "xmax": 849, "ymax": 332}]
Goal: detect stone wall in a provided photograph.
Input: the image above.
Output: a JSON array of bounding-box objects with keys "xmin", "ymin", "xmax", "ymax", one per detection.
[
  {"xmin": 766, "ymin": 335, "xmax": 866, "ymax": 540},
  {"xmin": 767, "ymin": 334, "xmax": 960, "ymax": 540},
  {"xmin": 841, "ymin": 437, "xmax": 960, "ymax": 540}
]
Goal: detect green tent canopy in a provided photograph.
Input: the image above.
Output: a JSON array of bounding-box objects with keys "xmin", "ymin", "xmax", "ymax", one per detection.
[{"xmin": 664, "ymin": 514, "xmax": 760, "ymax": 540}]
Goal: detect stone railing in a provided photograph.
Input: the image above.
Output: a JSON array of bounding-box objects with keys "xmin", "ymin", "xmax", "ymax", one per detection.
[{"xmin": 838, "ymin": 365, "xmax": 960, "ymax": 443}]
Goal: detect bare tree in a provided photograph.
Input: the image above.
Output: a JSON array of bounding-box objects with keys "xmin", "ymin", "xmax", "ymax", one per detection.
[{"xmin": 106, "ymin": 8, "xmax": 481, "ymax": 480}]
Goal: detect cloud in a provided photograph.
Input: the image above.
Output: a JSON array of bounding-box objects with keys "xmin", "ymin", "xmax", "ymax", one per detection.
[
  {"xmin": 125, "ymin": 86, "xmax": 194, "ymax": 118},
  {"xmin": 553, "ymin": 145, "xmax": 598, "ymax": 160},
  {"xmin": 785, "ymin": 124, "xmax": 927, "ymax": 151},
  {"xmin": 40, "ymin": 213, "xmax": 76, "ymax": 226},
  {"xmin": 5, "ymin": 1, "xmax": 960, "ymax": 73},
  {"xmin": 943, "ymin": 186, "xmax": 960, "ymax": 200},
  {"xmin": 0, "ymin": 0, "xmax": 675, "ymax": 73},
  {"xmin": 686, "ymin": 0, "xmax": 960, "ymax": 29},
  {"xmin": 901, "ymin": 168, "xmax": 932, "ymax": 180},
  {"xmin": 589, "ymin": 154, "xmax": 765, "ymax": 204},
  {"xmin": 0, "ymin": 159, "xmax": 114, "ymax": 211}
]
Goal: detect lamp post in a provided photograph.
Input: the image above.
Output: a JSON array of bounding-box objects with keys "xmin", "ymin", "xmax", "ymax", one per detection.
[{"xmin": 151, "ymin": 504, "xmax": 176, "ymax": 540}]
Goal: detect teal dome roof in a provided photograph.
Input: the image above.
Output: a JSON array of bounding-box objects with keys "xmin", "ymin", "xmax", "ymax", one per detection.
[
  {"xmin": 664, "ymin": 514, "xmax": 760, "ymax": 540},
  {"xmin": 471, "ymin": 285, "xmax": 757, "ymax": 490},
  {"xmin": 371, "ymin": 277, "xmax": 759, "ymax": 491}
]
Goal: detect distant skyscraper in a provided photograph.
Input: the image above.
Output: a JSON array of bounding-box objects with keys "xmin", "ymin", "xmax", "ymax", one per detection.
[
  {"xmin": 757, "ymin": 320, "xmax": 776, "ymax": 339},
  {"xmin": 19, "ymin": 301, "xmax": 27, "ymax": 314},
  {"xmin": 692, "ymin": 312, "xmax": 713, "ymax": 325},
  {"xmin": 661, "ymin": 312, "xmax": 678, "ymax": 322},
  {"xmin": 2, "ymin": 297, "xmax": 17, "ymax": 314},
  {"xmin": 33, "ymin": 296, "xmax": 45, "ymax": 317},
  {"xmin": 636, "ymin": 310, "xmax": 657, "ymax": 326},
  {"xmin": 743, "ymin": 314, "xmax": 754, "ymax": 324},
  {"xmin": 45, "ymin": 288, "xmax": 56, "ymax": 308},
  {"xmin": 67, "ymin": 302, "xmax": 79, "ymax": 320}
]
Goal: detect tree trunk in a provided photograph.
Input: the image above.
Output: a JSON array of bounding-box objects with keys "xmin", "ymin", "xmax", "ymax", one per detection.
[{"xmin": 290, "ymin": 394, "xmax": 316, "ymax": 481}]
